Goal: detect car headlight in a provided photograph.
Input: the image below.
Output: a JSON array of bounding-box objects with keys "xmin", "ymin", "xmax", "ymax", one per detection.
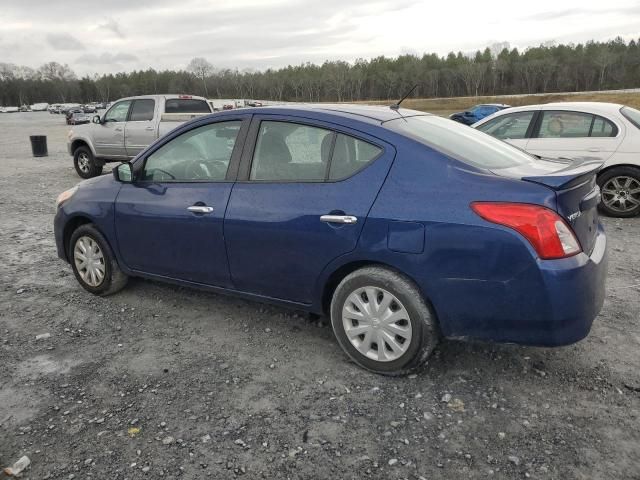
[{"xmin": 56, "ymin": 186, "xmax": 78, "ymax": 208}]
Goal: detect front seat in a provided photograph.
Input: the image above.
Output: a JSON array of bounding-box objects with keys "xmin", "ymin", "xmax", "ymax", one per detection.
[{"xmin": 254, "ymin": 130, "xmax": 292, "ymax": 180}]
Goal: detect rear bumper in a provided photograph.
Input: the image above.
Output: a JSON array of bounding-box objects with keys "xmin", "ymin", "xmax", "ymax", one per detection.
[{"xmin": 438, "ymin": 225, "xmax": 607, "ymax": 347}]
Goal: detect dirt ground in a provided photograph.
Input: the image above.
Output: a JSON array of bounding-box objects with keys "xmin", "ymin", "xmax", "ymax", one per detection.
[{"xmin": 1, "ymin": 112, "xmax": 639, "ymax": 480}]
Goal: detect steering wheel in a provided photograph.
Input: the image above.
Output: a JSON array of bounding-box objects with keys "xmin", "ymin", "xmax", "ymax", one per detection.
[
  {"xmin": 185, "ymin": 160, "xmax": 228, "ymax": 180},
  {"xmin": 147, "ymin": 168, "xmax": 176, "ymax": 181}
]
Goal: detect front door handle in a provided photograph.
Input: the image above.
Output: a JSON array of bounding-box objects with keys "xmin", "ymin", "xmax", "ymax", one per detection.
[
  {"xmin": 187, "ymin": 205, "xmax": 214, "ymax": 214},
  {"xmin": 115, "ymin": 127, "xmax": 123, "ymax": 132},
  {"xmin": 145, "ymin": 126, "xmax": 154, "ymax": 131},
  {"xmin": 320, "ymin": 214, "xmax": 358, "ymax": 224}
]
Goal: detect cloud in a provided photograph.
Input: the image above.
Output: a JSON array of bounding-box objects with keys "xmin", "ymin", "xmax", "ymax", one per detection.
[
  {"xmin": 97, "ymin": 18, "xmax": 125, "ymax": 38},
  {"xmin": 76, "ymin": 52, "xmax": 139, "ymax": 65},
  {"xmin": 46, "ymin": 33, "xmax": 84, "ymax": 51}
]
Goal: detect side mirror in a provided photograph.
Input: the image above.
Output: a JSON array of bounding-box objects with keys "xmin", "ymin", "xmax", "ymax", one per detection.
[
  {"xmin": 92, "ymin": 115, "xmax": 102, "ymax": 124},
  {"xmin": 113, "ymin": 162, "xmax": 133, "ymax": 183}
]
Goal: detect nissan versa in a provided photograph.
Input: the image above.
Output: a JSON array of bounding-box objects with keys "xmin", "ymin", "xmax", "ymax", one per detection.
[{"xmin": 54, "ymin": 105, "xmax": 608, "ymax": 375}]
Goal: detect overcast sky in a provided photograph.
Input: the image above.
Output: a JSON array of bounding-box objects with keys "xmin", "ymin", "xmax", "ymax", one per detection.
[{"xmin": 3, "ymin": 0, "xmax": 640, "ymax": 76}]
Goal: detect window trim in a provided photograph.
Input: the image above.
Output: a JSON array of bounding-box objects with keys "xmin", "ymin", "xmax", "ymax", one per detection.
[
  {"xmin": 237, "ymin": 116, "xmax": 386, "ymax": 184},
  {"xmin": 127, "ymin": 99, "xmax": 156, "ymax": 122},
  {"xmin": 133, "ymin": 117, "xmax": 250, "ymax": 184},
  {"xmin": 530, "ymin": 110, "xmax": 620, "ymax": 139}
]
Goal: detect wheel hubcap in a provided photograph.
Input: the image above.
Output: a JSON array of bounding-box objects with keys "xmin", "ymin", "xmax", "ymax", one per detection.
[
  {"xmin": 74, "ymin": 236, "xmax": 105, "ymax": 287},
  {"xmin": 342, "ymin": 287, "xmax": 412, "ymax": 362},
  {"xmin": 601, "ymin": 176, "xmax": 640, "ymax": 213},
  {"xmin": 78, "ymin": 153, "xmax": 90, "ymax": 173}
]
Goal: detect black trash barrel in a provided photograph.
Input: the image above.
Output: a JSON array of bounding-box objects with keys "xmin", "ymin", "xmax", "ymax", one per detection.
[{"xmin": 30, "ymin": 135, "xmax": 48, "ymax": 157}]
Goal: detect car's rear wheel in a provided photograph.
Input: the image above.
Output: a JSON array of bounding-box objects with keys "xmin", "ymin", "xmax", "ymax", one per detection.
[
  {"xmin": 597, "ymin": 166, "xmax": 640, "ymax": 218},
  {"xmin": 69, "ymin": 224, "xmax": 128, "ymax": 296},
  {"xmin": 330, "ymin": 266, "xmax": 439, "ymax": 376},
  {"xmin": 74, "ymin": 146, "xmax": 103, "ymax": 179}
]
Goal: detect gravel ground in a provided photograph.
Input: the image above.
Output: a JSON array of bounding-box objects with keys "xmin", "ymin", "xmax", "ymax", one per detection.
[{"xmin": 1, "ymin": 112, "xmax": 639, "ymax": 480}]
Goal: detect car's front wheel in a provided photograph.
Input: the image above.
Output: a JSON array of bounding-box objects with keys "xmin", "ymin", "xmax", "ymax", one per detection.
[
  {"xmin": 69, "ymin": 224, "xmax": 128, "ymax": 296},
  {"xmin": 598, "ymin": 166, "xmax": 640, "ymax": 218},
  {"xmin": 73, "ymin": 146, "xmax": 103, "ymax": 179},
  {"xmin": 330, "ymin": 266, "xmax": 439, "ymax": 375}
]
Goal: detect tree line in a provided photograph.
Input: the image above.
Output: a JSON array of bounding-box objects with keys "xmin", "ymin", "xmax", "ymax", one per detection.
[{"xmin": 1, "ymin": 38, "xmax": 639, "ymax": 106}]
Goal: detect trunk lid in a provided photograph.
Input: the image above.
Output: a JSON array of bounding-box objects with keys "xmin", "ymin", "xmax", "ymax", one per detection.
[{"xmin": 492, "ymin": 157, "xmax": 603, "ymax": 256}]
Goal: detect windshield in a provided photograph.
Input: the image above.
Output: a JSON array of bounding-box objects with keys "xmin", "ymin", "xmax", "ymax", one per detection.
[
  {"xmin": 386, "ymin": 115, "xmax": 538, "ymax": 169},
  {"xmin": 620, "ymin": 106, "xmax": 640, "ymax": 129}
]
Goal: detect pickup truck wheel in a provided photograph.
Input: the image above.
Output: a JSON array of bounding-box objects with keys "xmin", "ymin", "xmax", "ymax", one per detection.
[
  {"xmin": 69, "ymin": 224, "xmax": 128, "ymax": 296},
  {"xmin": 74, "ymin": 146, "xmax": 103, "ymax": 179},
  {"xmin": 330, "ymin": 266, "xmax": 440, "ymax": 376},
  {"xmin": 597, "ymin": 166, "xmax": 640, "ymax": 218}
]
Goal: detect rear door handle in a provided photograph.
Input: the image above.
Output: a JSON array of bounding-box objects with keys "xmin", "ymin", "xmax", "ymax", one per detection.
[
  {"xmin": 587, "ymin": 147, "xmax": 602, "ymax": 152},
  {"xmin": 320, "ymin": 214, "xmax": 357, "ymax": 224},
  {"xmin": 187, "ymin": 205, "xmax": 214, "ymax": 214},
  {"xmin": 145, "ymin": 126, "xmax": 154, "ymax": 131},
  {"xmin": 115, "ymin": 127, "xmax": 123, "ymax": 132}
]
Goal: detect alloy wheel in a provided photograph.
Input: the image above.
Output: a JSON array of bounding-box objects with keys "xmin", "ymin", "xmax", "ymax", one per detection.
[
  {"xmin": 342, "ymin": 287, "xmax": 412, "ymax": 362},
  {"xmin": 77, "ymin": 153, "xmax": 90, "ymax": 173},
  {"xmin": 601, "ymin": 176, "xmax": 640, "ymax": 214}
]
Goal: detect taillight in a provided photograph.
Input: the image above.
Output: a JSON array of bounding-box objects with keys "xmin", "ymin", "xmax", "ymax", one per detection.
[{"xmin": 471, "ymin": 202, "xmax": 581, "ymax": 259}]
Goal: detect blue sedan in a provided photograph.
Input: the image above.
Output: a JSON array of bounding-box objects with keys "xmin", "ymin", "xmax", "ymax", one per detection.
[
  {"xmin": 54, "ymin": 105, "xmax": 607, "ymax": 375},
  {"xmin": 450, "ymin": 103, "xmax": 511, "ymax": 125}
]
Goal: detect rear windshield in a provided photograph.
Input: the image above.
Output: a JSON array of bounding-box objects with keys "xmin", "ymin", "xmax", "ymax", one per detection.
[
  {"xmin": 386, "ymin": 115, "xmax": 538, "ymax": 169},
  {"xmin": 620, "ymin": 106, "xmax": 640, "ymax": 129},
  {"xmin": 164, "ymin": 99, "xmax": 211, "ymax": 114}
]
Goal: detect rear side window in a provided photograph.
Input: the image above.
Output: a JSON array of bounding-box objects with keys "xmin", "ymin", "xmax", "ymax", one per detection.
[
  {"xmin": 621, "ymin": 106, "xmax": 640, "ymax": 129},
  {"xmin": 329, "ymin": 134, "xmax": 382, "ymax": 180},
  {"xmin": 476, "ymin": 111, "xmax": 534, "ymax": 140},
  {"xmin": 165, "ymin": 99, "xmax": 211, "ymax": 113},
  {"xmin": 537, "ymin": 111, "xmax": 617, "ymax": 138},
  {"xmin": 129, "ymin": 99, "xmax": 155, "ymax": 121},
  {"xmin": 386, "ymin": 115, "xmax": 537, "ymax": 169},
  {"xmin": 250, "ymin": 121, "xmax": 331, "ymax": 181}
]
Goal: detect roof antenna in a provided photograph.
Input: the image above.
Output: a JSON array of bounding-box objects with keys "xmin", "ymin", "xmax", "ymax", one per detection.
[{"xmin": 390, "ymin": 84, "xmax": 418, "ymax": 110}]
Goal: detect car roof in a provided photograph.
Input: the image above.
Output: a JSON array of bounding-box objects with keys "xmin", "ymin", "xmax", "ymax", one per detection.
[
  {"xmin": 220, "ymin": 103, "xmax": 429, "ymax": 125},
  {"xmin": 492, "ymin": 101, "xmax": 625, "ymax": 115},
  {"xmin": 478, "ymin": 103, "xmax": 510, "ymax": 107}
]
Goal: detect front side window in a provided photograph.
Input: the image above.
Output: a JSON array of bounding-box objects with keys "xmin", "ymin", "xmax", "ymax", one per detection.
[
  {"xmin": 538, "ymin": 111, "xmax": 593, "ymax": 138},
  {"xmin": 141, "ymin": 121, "xmax": 241, "ymax": 182},
  {"xmin": 129, "ymin": 99, "xmax": 155, "ymax": 121},
  {"xmin": 104, "ymin": 101, "xmax": 132, "ymax": 122},
  {"xmin": 476, "ymin": 111, "xmax": 535, "ymax": 140},
  {"xmin": 386, "ymin": 115, "xmax": 538, "ymax": 170},
  {"xmin": 250, "ymin": 121, "xmax": 332, "ymax": 181}
]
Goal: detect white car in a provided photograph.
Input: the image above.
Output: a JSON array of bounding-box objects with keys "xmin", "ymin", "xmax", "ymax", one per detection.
[{"xmin": 473, "ymin": 102, "xmax": 640, "ymax": 217}]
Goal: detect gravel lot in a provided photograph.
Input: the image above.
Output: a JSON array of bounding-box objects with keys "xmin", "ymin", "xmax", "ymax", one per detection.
[{"xmin": 1, "ymin": 112, "xmax": 639, "ymax": 480}]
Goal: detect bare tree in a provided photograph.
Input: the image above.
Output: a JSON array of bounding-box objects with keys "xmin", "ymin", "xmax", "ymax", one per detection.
[{"xmin": 187, "ymin": 57, "xmax": 213, "ymax": 97}]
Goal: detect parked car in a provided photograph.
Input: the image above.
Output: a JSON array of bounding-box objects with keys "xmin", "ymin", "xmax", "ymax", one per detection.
[
  {"xmin": 450, "ymin": 104, "xmax": 510, "ymax": 125},
  {"xmin": 68, "ymin": 112, "xmax": 91, "ymax": 125},
  {"xmin": 473, "ymin": 102, "xmax": 640, "ymax": 217},
  {"xmin": 83, "ymin": 104, "xmax": 97, "ymax": 113},
  {"xmin": 66, "ymin": 108, "xmax": 84, "ymax": 124},
  {"xmin": 67, "ymin": 94, "xmax": 213, "ymax": 178},
  {"xmin": 54, "ymin": 104, "xmax": 607, "ymax": 375}
]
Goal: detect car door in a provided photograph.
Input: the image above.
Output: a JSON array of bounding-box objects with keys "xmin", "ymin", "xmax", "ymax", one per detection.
[
  {"xmin": 125, "ymin": 98, "xmax": 158, "ymax": 157},
  {"xmin": 526, "ymin": 110, "xmax": 624, "ymax": 161},
  {"xmin": 475, "ymin": 110, "xmax": 536, "ymax": 151},
  {"xmin": 223, "ymin": 115, "xmax": 396, "ymax": 304},
  {"xmin": 114, "ymin": 116, "xmax": 250, "ymax": 287},
  {"xmin": 93, "ymin": 100, "xmax": 131, "ymax": 157}
]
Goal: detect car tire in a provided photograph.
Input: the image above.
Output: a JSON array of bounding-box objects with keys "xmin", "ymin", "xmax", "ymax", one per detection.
[
  {"xmin": 74, "ymin": 146, "xmax": 103, "ymax": 179},
  {"xmin": 330, "ymin": 266, "xmax": 440, "ymax": 376},
  {"xmin": 69, "ymin": 224, "xmax": 128, "ymax": 296},
  {"xmin": 597, "ymin": 166, "xmax": 640, "ymax": 218}
]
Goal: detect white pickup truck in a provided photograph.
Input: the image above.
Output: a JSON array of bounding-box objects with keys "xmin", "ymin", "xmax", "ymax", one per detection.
[{"xmin": 67, "ymin": 94, "xmax": 213, "ymax": 178}]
